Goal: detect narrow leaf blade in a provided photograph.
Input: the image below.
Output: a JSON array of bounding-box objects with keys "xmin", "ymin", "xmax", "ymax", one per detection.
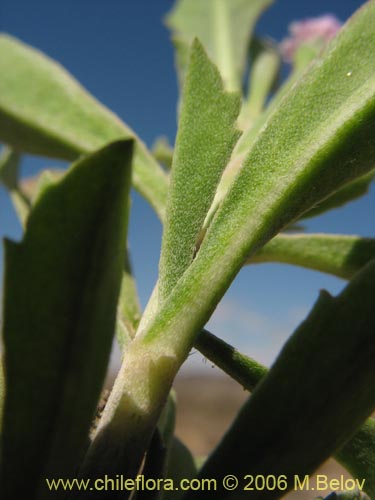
[
  {"xmin": 0, "ymin": 140, "xmax": 133, "ymax": 497},
  {"xmin": 250, "ymin": 234, "xmax": 375, "ymax": 280},
  {"xmin": 158, "ymin": 40, "xmax": 240, "ymax": 301}
]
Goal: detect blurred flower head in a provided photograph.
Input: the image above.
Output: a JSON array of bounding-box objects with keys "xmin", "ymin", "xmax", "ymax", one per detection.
[{"xmin": 280, "ymin": 14, "xmax": 342, "ymax": 62}]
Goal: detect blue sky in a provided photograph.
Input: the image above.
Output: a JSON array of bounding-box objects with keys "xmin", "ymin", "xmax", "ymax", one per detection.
[{"xmin": 1, "ymin": 0, "xmax": 373, "ymax": 371}]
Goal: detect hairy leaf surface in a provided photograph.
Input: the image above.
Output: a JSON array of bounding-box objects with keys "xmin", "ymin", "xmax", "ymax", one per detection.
[{"xmin": 158, "ymin": 40, "xmax": 240, "ymax": 301}]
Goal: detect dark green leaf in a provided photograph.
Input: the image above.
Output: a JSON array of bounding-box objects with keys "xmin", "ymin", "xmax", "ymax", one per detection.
[
  {"xmin": 0, "ymin": 147, "xmax": 20, "ymax": 191},
  {"xmin": 0, "ymin": 140, "xmax": 133, "ymax": 498},
  {"xmin": 197, "ymin": 331, "xmax": 375, "ymax": 497},
  {"xmin": 302, "ymin": 170, "xmax": 375, "ymax": 219},
  {"xmin": 336, "ymin": 419, "xmax": 375, "ymax": 498},
  {"xmin": 185, "ymin": 260, "xmax": 375, "ymax": 499},
  {"xmin": 160, "ymin": 438, "xmax": 197, "ymax": 500}
]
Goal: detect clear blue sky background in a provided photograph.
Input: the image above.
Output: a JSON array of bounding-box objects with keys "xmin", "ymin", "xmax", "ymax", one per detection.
[{"xmin": 0, "ymin": 0, "xmax": 373, "ymax": 370}]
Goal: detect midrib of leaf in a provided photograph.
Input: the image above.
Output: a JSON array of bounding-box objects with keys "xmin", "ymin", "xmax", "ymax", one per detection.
[{"xmin": 214, "ymin": 0, "xmax": 236, "ymax": 91}]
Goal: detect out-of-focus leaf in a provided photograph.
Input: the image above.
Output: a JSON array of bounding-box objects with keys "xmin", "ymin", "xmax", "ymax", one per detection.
[
  {"xmin": 0, "ymin": 147, "xmax": 30, "ymax": 225},
  {"xmin": 165, "ymin": 0, "xmax": 273, "ymax": 91},
  {"xmin": 0, "ymin": 361, "xmax": 4, "ymax": 431},
  {"xmin": 160, "ymin": 437, "xmax": 197, "ymax": 500},
  {"xmin": 302, "ymin": 170, "xmax": 375, "ymax": 219},
  {"xmin": 0, "ymin": 35, "xmax": 168, "ymax": 219},
  {"xmin": 0, "ymin": 140, "xmax": 133, "ymax": 498},
  {"xmin": 158, "ymin": 40, "xmax": 240, "ymax": 302},
  {"xmin": 24, "ymin": 169, "xmax": 65, "ymax": 205},
  {"xmin": 336, "ymin": 419, "xmax": 375, "ymax": 498},
  {"xmin": 0, "ymin": 147, "xmax": 19, "ymax": 191},
  {"xmin": 249, "ymin": 234, "xmax": 375, "ymax": 280},
  {"xmin": 239, "ymin": 40, "xmax": 280, "ymax": 129},
  {"xmin": 118, "ymin": 250, "xmax": 142, "ymax": 342},
  {"xmin": 184, "ymin": 259, "xmax": 375, "ymax": 499},
  {"xmin": 135, "ymin": 430, "xmax": 167, "ymax": 500},
  {"xmin": 152, "ymin": 137, "xmax": 173, "ymax": 170}
]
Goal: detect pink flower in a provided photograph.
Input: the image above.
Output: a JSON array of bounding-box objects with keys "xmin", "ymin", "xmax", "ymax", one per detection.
[{"xmin": 280, "ymin": 15, "xmax": 342, "ymax": 62}]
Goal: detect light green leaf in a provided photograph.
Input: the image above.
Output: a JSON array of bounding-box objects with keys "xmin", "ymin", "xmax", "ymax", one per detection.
[
  {"xmin": 336, "ymin": 419, "xmax": 375, "ymax": 498},
  {"xmin": 185, "ymin": 259, "xmax": 375, "ymax": 500},
  {"xmin": 0, "ymin": 147, "xmax": 30, "ymax": 226},
  {"xmin": 158, "ymin": 40, "xmax": 240, "ymax": 302},
  {"xmin": 249, "ymin": 234, "xmax": 375, "ymax": 280},
  {"xmin": 239, "ymin": 40, "xmax": 280, "ymax": 129},
  {"xmin": 0, "ymin": 35, "xmax": 168, "ymax": 219},
  {"xmin": 152, "ymin": 136, "xmax": 174, "ymax": 170},
  {"xmin": 165, "ymin": 0, "xmax": 273, "ymax": 91},
  {"xmin": 118, "ymin": 250, "xmax": 142, "ymax": 341},
  {"xmin": 0, "ymin": 140, "xmax": 133, "ymax": 498},
  {"xmin": 0, "ymin": 147, "xmax": 20, "ymax": 191}
]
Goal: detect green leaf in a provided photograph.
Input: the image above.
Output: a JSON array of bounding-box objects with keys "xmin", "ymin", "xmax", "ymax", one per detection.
[
  {"xmin": 77, "ymin": 3, "xmax": 375, "ymax": 483},
  {"xmin": 160, "ymin": 437, "xmax": 197, "ymax": 500},
  {"xmin": 0, "ymin": 147, "xmax": 31, "ymax": 226},
  {"xmin": 239, "ymin": 40, "xmax": 280, "ymax": 129},
  {"xmin": 118, "ymin": 250, "xmax": 142, "ymax": 342},
  {"xmin": 0, "ymin": 35, "xmax": 168, "ymax": 220},
  {"xmin": 158, "ymin": 40, "xmax": 240, "ymax": 302},
  {"xmin": 152, "ymin": 137, "xmax": 174, "ymax": 170},
  {"xmin": 165, "ymin": 0, "xmax": 273, "ymax": 91},
  {"xmin": 0, "ymin": 362, "xmax": 4, "ymax": 432},
  {"xmin": 0, "ymin": 140, "xmax": 133, "ymax": 498},
  {"xmin": 184, "ymin": 259, "xmax": 375, "ymax": 500},
  {"xmin": 196, "ymin": 330, "xmax": 375, "ymax": 497},
  {"xmin": 302, "ymin": 169, "xmax": 375, "ymax": 219},
  {"xmin": 0, "ymin": 147, "xmax": 20, "ymax": 191},
  {"xmin": 336, "ymin": 419, "xmax": 375, "ymax": 498},
  {"xmin": 185, "ymin": 0, "xmax": 375, "ymax": 319},
  {"xmin": 249, "ymin": 234, "xmax": 375, "ymax": 280}
]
